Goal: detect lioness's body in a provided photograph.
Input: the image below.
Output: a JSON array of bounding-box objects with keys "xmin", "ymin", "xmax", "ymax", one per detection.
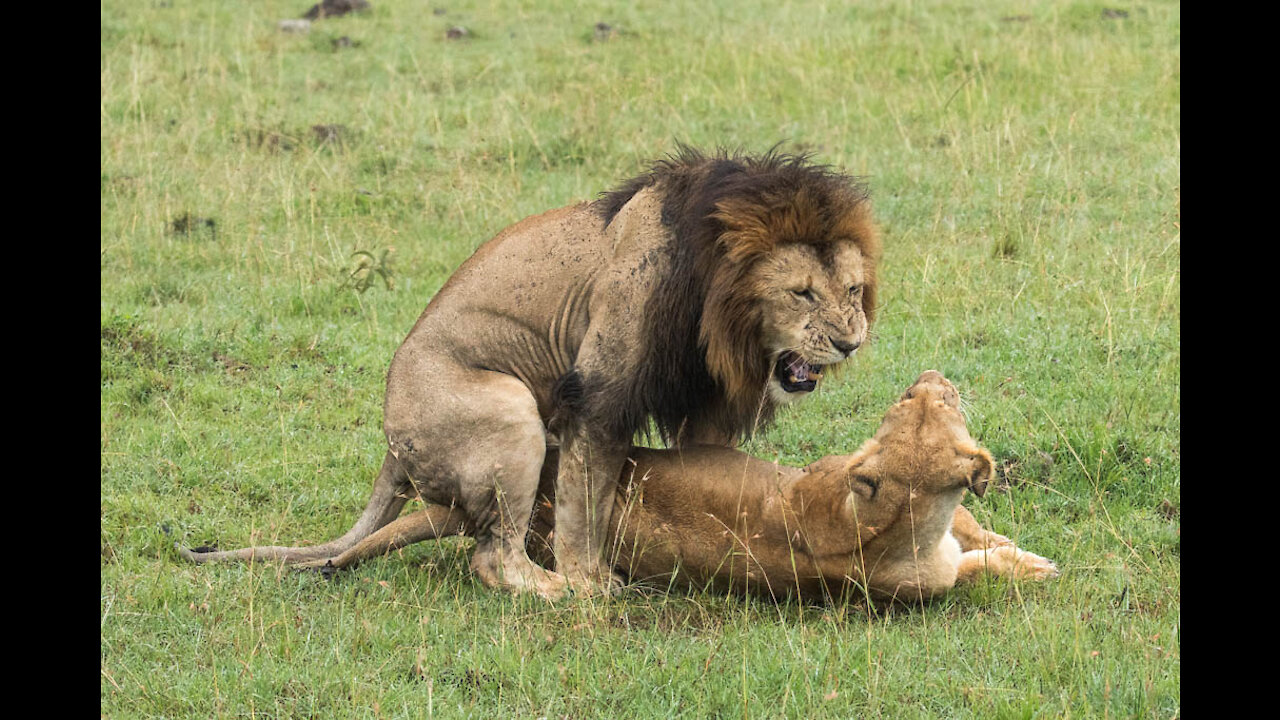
[
  {"xmin": 182, "ymin": 149, "xmax": 882, "ymax": 599},
  {"xmin": 317, "ymin": 372, "xmax": 1057, "ymax": 602}
]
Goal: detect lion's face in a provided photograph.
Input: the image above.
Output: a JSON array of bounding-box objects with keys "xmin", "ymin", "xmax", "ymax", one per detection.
[{"xmin": 750, "ymin": 241, "xmax": 870, "ymax": 404}]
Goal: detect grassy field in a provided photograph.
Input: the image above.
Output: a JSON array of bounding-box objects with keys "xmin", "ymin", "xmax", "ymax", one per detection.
[{"xmin": 101, "ymin": 0, "xmax": 1179, "ymax": 717}]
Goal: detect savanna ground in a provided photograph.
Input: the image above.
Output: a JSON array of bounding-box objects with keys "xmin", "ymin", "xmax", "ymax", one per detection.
[{"xmin": 101, "ymin": 1, "xmax": 1179, "ymax": 717}]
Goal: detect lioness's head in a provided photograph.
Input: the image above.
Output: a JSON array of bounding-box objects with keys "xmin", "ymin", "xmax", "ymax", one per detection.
[{"xmin": 844, "ymin": 371, "xmax": 994, "ymax": 510}]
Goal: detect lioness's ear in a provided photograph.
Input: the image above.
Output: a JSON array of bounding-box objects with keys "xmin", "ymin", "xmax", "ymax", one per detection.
[
  {"xmin": 843, "ymin": 441, "xmax": 882, "ymax": 500},
  {"xmin": 966, "ymin": 447, "xmax": 995, "ymax": 498}
]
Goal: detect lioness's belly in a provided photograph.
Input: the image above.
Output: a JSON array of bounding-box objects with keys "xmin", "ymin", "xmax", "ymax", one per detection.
[{"xmin": 532, "ymin": 446, "xmax": 820, "ymax": 597}]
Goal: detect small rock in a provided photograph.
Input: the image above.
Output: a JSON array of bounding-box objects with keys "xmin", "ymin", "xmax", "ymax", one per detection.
[
  {"xmin": 278, "ymin": 18, "xmax": 312, "ymax": 33},
  {"xmin": 446, "ymin": 26, "xmax": 468, "ymax": 39},
  {"xmin": 593, "ymin": 22, "xmax": 616, "ymax": 42}
]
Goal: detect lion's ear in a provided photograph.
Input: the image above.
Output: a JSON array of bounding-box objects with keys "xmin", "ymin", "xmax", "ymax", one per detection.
[{"xmin": 965, "ymin": 447, "xmax": 995, "ymax": 498}]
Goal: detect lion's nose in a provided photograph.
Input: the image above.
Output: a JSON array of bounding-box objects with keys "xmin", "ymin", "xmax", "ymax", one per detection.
[{"xmin": 829, "ymin": 337, "xmax": 860, "ymax": 356}]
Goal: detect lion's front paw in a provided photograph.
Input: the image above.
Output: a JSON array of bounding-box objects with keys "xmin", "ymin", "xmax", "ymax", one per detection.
[
  {"xmin": 563, "ymin": 567, "xmax": 625, "ymax": 599},
  {"xmin": 470, "ymin": 547, "xmax": 571, "ymax": 601}
]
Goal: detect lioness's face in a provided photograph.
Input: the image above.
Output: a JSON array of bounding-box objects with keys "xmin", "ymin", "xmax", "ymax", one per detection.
[
  {"xmin": 752, "ymin": 241, "xmax": 869, "ymax": 403},
  {"xmin": 868, "ymin": 371, "xmax": 992, "ymax": 497}
]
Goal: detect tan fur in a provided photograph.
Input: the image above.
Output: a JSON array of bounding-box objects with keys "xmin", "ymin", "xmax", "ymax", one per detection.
[
  {"xmin": 309, "ymin": 372, "xmax": 1058, "ymax": 603},
  {"xmin": 180, "ymin": 149, "xmax": 880, "ymax": 600}
]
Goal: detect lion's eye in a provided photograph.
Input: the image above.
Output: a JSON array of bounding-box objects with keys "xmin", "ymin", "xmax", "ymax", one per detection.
[
  {"xmin": 791, "ymin": 289, "xmax": 815, "ymax": 302},
  {"xmin": 848, "ymin": 284, "xmax": 862, "ymax": 297}
]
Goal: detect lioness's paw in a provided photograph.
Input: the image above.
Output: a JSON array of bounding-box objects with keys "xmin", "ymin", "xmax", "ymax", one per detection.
[
  {"xmin": 1008, "ymin": 548, "xmax": 1058, "ymax": 580},
  {"xmin": 982, "ymin": 531, "xmax": 1015, "ymax": 549}
]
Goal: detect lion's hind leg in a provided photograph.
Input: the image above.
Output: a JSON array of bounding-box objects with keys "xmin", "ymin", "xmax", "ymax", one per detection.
[
  {"xmin": 296, "ymin": 503, "xmax": 472, "ymax": 573},
  {"xmin": 387, "ymin": 367, "xmax": 569, "ymax": 601},
  {"xmin": 178, "ymin": 451, "xmax": 412, "ymax": 566}
]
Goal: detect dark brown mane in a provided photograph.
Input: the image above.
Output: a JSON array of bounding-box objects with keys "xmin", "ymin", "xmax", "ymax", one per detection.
[{"xmin": 587, "ymin": 145, "xmax": 880, "ymax": 445}]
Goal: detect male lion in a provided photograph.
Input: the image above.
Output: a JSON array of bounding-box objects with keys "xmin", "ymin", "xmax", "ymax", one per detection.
[
  {"xmin": 287, "ymin": 372, "xmax": 1058, "ymax": 602},
  {"xmin": 181, "ymin": 147, "xmax": 881, "ymax": 600}
]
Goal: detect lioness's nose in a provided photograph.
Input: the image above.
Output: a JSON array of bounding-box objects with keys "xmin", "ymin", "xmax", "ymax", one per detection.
[
  {"xmin": 902, "ymin": 370, "xmax": 956, "ymax": 405},
  {"xmin": 915, "ymin": 370, "xmax": 945, "ymax": 384}
]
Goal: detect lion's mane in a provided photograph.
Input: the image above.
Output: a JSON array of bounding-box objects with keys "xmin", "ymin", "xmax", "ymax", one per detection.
[{"xmin": 585, "ymin": 145, "xmax": 881, "ymax": 444}]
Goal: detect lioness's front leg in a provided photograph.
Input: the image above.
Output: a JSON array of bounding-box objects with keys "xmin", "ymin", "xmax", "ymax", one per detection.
[
  {"xmin": 956, "ymin": 546, "xmax": 1059, "ymax": 582},
  {"xmin": 949, "ymin": 505, "xmax": 1057, "ymax": 582},
  {"xmin": 950, "ymin": 504, "xmax": 1013, "ymax": 551}
]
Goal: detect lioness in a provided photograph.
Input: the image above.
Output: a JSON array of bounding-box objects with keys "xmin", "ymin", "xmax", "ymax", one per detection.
[
  {"xmin": 292, "ymin": 372, "xmax": 1058, "ymax": 602},
  {"xmin": 182, "ymin": 147, "xmax": 882, "ymax": 599}
]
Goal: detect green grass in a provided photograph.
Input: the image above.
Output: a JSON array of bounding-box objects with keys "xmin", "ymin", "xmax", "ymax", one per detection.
[{"xmin": 101, "ymin": 0, "xmax": 1179, "ymax": 717}]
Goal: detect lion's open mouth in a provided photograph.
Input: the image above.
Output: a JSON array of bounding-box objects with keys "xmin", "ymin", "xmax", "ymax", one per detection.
[{"xmin": 774, "ymin": 351, "xmax": 824, "ymax": 393}]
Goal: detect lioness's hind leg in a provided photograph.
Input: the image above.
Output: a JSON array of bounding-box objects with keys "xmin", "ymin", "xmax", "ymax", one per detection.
[{"xmin": 297, "ymin": 503, "xmax": 472, "ymax": 572}]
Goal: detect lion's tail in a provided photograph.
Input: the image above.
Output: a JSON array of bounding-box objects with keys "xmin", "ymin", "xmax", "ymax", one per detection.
[{"xmin": 177, "ymin": 450, "xmax": 414, "ymax": 565}]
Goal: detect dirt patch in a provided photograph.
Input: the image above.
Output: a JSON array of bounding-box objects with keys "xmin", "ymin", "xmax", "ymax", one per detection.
[
  {"xmin": 212, "ymin": 351, "xmax": 253, "ymax": 377},
  {"xmin": 303, "ymin": 0, "xmax": 370, "ymax": 21},
  {"xmin": 168, "ymin": 212, "xmax": 217, "ymax": 240},
  {"xmin": 311, "ymin": 123, "xmax": 351, "ymax": 146}
]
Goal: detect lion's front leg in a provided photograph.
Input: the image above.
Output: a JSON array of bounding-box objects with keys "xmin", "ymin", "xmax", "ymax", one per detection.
[{"xmin": 553, "ymin": 424, "xmax": 627, "ymax": 595}]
